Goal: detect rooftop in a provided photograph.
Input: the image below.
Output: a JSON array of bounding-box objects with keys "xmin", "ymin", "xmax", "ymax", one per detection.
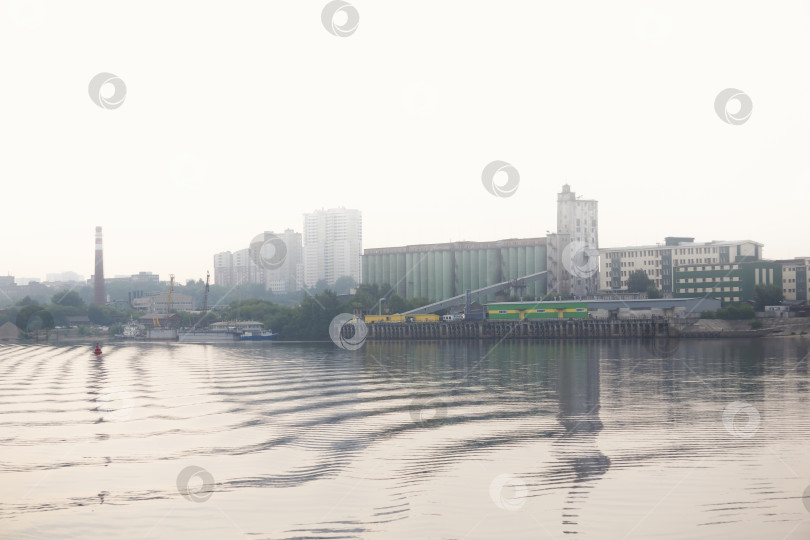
[{"xmin": 601, "ymin": 239, "xmax": 763, "ymax": 252}]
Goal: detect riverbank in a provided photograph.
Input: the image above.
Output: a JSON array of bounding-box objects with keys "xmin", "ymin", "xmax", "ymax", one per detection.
[{"xmin": 673, "ymin": 318, "xmax": 810, "ymax": 338}]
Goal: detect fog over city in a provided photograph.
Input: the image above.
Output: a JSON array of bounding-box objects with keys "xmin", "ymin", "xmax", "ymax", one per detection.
[{"xmin": 1, "ymin": 1, "xmax": 808, "ymax": 283}]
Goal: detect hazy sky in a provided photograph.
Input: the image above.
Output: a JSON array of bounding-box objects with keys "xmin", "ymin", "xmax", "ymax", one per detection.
[{"xmin": 1, "ymin": 1, "xmax": 808, "ymax": 283}]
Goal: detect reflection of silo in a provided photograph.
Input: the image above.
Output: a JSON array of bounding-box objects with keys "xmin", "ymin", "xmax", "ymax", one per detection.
[
  {"xmin": 93, "ymin": 226, "xmax": 105, "ymax": 306},
  {"xmin": 554, "ymin": 347, "xmax": 610, "ymax": 535}
]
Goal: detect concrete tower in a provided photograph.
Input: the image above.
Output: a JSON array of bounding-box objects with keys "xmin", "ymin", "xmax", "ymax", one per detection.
[
  {"xmin": 93, "ymin": 226, "xmax": 105, "ymax": 306},
  {"xmin": 547, "ymin": 185, "xmax": 599, "ymax": 297}
]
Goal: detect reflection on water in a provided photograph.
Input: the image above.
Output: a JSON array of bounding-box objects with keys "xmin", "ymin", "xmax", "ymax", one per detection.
[
  {"xmin": 555, "ymin": 348, "xmax": 610, "ymax": 535},
  {"xmin": 0, "ymin": 339, "xmax": 809, "ymax": 539}
]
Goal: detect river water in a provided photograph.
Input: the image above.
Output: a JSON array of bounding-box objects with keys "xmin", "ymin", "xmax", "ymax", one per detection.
[{"xmin": 1, "ymin": 338, "xmax": 809, "ymax": 539}]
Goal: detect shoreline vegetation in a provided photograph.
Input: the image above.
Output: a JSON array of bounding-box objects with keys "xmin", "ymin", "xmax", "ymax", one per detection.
[{"xmin": 1, "ymin": 285, "xmax": 807, "ymax": 344}]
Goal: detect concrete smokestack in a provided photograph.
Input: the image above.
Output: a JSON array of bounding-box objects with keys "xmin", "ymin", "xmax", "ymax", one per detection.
[{"xmin": 94, "ymin": 226, "xmax": 105, "ymax": 306}]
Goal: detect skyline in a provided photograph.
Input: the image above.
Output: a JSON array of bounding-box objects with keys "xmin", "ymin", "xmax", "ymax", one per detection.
[{"xmin": 2, "ymin": 1, "xmax": 809, "ymax": 282}]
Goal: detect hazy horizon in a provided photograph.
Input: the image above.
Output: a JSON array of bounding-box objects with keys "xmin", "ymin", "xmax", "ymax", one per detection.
[{"xmin": 2, "ymin": 1, "xmax": 808, "ymax": 283}]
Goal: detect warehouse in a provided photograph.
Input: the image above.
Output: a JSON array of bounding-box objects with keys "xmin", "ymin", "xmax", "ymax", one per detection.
[{"xmin": 362, "ymin": 238, "xmax": 547, "ymax": 302}]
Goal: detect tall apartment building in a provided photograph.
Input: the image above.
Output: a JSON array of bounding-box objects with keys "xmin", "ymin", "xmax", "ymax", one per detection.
[
  {"xmin": 254, "ymin": 229, "xmax": 305, "ymax": 293},
  {"xmin": 233, "ymin": 248, "xmax": 260, "ymax": 286},
  {"xmin": 546, "ymin": 184, "xmax": 599, "ymax": 296},
  {"xmin": 600, "ymin": 237, "xmax": 763, "ymax": 294},
  {"xmin": 304, "ymin": 208, "xmax": 362, "ymax": 288},
  {"xmin": 213, "ymin": 251, "xmax": 234, "ymax": 287}
]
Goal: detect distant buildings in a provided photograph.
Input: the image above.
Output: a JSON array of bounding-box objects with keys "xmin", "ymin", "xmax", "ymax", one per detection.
[
  {"xmin": 46, "ymin": 271, "xmax": 84, "ymax": 282},
  {"xmin": 214, "ymin": 229, "xmax": 305, "ymax": 293},
  {"xmin": 132, "ymin": 292, "xmax": 195, "ymax": 313},
  {"xmin": 258, "ymin": 229, "xmax": 304, "ymax": 293},
  {"xmin": 304, "ymin": 208, "xmax": 362, "ymax": 288},
  {"xmin": 599, "ymin": 238, "xmax": 763, "ymax": 294},
  {"xmin": 213, "ymin": 209, "xmax": 362, "ymax": 292}
]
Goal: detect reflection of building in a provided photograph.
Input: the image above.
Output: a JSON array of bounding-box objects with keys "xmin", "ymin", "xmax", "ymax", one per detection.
[
  {"xmin": 547, "ymin": 185, "xmax": 599, "ymax": 297},
  {"xmin": 553, "ymin": 345, "xmax": 610, "ymax": 536},
  {"xmin": 304, "ymin": 207, "xmax": 362, "ymax": 288},
  {"xmin": 600, "ymin": 238, "xmax": 763, "ymax": 294}
]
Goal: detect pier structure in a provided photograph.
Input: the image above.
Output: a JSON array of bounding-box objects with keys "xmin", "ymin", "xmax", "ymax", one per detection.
[{"xmin": 358, "ymin": 318, "xmax": 670, "ymax": 341}]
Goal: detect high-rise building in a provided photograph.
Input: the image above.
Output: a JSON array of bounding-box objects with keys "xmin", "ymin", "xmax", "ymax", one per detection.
[
  {"xmin": 233, "ymin": 248, "xmax": 258, "ymax": 286},
  {"xmin": 304, "ymin": 208, "xmax": 362, "ymax": 288},
  {"xmin": 213, "ymin": 251, "xmax": 234, "ymax": 287},
  {"xmin": 254, "ymin": 229, "xmax": 304, "ymax": 293},
  {"xmin": 547, "ymin": 185, "xmax": 599, "ymax": 297},
  {"xmin": 93, "ymin": 226, "xmax": 105, "ymax": 306}
]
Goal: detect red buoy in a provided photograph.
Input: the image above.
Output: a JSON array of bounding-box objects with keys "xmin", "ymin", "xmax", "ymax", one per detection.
[{"xmin": 94, "ymin": 343, "xmax": 102, "ymax": 356}]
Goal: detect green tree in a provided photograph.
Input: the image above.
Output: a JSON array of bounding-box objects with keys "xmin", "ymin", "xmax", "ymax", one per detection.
[
  {"xmin": 51, "ymin": 289, "xmax": 85, "ymax": 307},
  {"xmin": 387, "ymin": 294, "xmax": 407, "ymax": 314},
  {"xmin": 16, "ymin": 304, "xmax": 54, "ymax": 332},
  {"xmin": 88, "ymin": 304, "xmax": 118, "ymax": 326},
  {"xmin": 332, "ymin": 276, "xmax": 356, "ymax": 295},
  {"xmin": 645, "ymin": 285, "xmax": 663, "ymax": 299},
  {"xmin": 627, "ymin": 270, "xmax": 652, "ymax": 293},
  {"xmin": 753, "ymin": 284, "xmax": 784, "ymax": 311}
]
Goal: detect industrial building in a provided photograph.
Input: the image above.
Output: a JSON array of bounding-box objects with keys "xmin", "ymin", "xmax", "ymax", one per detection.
[
  {"xmin": 132, "ymin": 292, "xmax": 195, "ymax": 313},
  {"xmin": 673, "ymin": 260, "xmax": 781, "ymax": 303},
  {"xmin": 362, "ymin": 237, "xmax": 548, "ymax": 302},
  {"xmin": 546, "ymin": 184, "xmax": 599, "ymax": 296},
  {"xmin": 487, "ymin": 298, "xmax": 720, "ymax": 320},
  {"xmin": 778, "ymin": 258, "xmax": 810, "ymax": 302},
  {"xmin": 362, "ymin": 184, "xmax": 597, "ymax": 302},
  {"xmin": 599, "ymin": 237, "xmax": 763, "ymax": 294}
]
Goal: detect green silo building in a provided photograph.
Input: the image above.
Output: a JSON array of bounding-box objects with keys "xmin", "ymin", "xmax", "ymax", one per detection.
[{"xmin": 362, "ymin": 238, "xmax": 547, "ymax": 302}]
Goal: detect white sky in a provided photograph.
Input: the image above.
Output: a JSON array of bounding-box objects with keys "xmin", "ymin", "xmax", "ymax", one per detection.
[{"xmin": 1, "ymin": 0, "xmax": 808, "ymax": 283}]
